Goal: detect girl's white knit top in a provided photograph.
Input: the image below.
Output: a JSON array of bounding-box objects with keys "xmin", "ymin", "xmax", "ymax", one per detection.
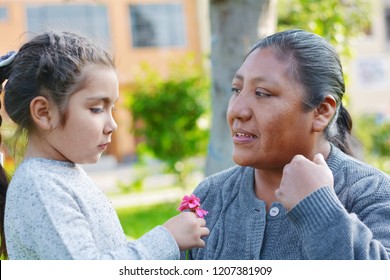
[{"xmin": 5, "ymin": 158, "xmax": 179, "ymax": 260}]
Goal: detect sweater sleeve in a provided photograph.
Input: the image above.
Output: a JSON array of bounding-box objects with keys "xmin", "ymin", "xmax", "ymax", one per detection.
[
  {"xmin": 104, "ymin": 226, "xmax": 180, "ymax": 260},
  {"xmin": 6, "ymin": 173, "xmax": 179, "ymax": 260},
  {"xmin": 287, "ymin": 186, "xmax": 390, "ymax": 260}
]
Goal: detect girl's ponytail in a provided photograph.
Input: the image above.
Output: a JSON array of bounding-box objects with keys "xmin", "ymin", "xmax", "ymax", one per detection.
[
  {"xmin": 0, "ymin": 51, "xmax": 15, "ymax": 258},
  {"xmin": 0, "ymin": 150, "xmax": 9, "ymax": 259}
]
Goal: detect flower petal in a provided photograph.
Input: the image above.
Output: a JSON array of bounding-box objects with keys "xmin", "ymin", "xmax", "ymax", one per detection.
[{"xmin": 195, "ymin": 207, "xmax": 209, "ymax": 218}]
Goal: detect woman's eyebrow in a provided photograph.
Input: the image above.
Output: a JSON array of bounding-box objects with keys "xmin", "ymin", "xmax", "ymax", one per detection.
[
  {"xmin": 233, "ymin": 73, "xmax": 244, "ymax": 81},
  {"xmin": 233, "ymin": 73, "xmax": 280, "ymax": 88}
]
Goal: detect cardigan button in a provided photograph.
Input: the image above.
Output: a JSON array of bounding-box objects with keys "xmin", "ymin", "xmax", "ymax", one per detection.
[{"xmin": 269, "ymin": 207, "xmax": 280, "ymax": 217}]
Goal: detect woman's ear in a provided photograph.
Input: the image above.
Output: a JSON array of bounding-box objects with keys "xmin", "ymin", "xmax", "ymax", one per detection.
[
  {"xmin": 312, "ymin": 95, "xmax": 337, "ymax": 132},
  {"xmin": 30, "ymin": 96, "xmax": 57, "ymax": 130}
]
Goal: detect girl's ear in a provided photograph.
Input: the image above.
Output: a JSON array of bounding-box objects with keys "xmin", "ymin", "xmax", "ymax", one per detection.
[
  {"xmin": 312, "ymin": 95, "xmax": 337, "ymax": 132},
  {"xmin": 30, "ymin": 96, "xmax": 57, "ymax": 130}
]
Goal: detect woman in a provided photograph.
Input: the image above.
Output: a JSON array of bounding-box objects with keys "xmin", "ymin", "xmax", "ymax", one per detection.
[{"xmin": 189, "ymin": 29, "xmax": 390, "ymax": 260}]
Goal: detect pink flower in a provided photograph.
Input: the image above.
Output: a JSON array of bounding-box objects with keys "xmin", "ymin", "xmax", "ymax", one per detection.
[
  {"xmin": 194, "ymin": 207, "xmax": 209, "ymax": 218},
  {"xmin": 177, "ymin": 194, "xmax": 208, "ymax": 218},
  {"xmin": 178, "ymin": 194, "xmax": 200, "ymax": 211}
]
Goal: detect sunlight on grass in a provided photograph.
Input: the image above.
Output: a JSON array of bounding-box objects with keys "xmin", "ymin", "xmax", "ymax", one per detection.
[{"xmin": 116, "ymin": 201, "xmax": 180, "ymax": 239}]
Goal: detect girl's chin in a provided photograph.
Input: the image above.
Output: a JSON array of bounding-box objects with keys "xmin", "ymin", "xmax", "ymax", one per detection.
[{"xmin": 76, "ymin": 156, "xmax": 101, "ymax": 165}]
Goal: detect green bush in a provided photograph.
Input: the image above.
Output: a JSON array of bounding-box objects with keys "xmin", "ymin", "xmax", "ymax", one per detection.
[
  {"xmin": 354, "ymin": 115, "xmax": 390, "ymax": 173},
  {"xmin": 126, "ymin": 56, "xmax": 210, "ymax": 185}
]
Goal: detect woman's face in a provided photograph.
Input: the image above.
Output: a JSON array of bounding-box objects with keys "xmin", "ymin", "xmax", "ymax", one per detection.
[{"xmin": 227, "ymin": 47, "xmax": 317, "ymax": 171}]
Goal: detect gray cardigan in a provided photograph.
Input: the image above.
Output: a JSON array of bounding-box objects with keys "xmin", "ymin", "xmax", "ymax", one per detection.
[
  {"xmin": 5, "ymin": 158, "xmax": 179, "ymax": 260},
  {"xmin": 189, "ymin": 145, "xmax": 390, "ymax": 259}
]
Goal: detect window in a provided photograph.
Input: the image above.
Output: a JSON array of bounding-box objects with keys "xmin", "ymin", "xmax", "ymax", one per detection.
[
  {"xmin": 27, "ymin": 4, "xmax": 110, "ymax": 42},
  {"xmin": 129, "ymin": 3, "xmax": 186, "ymax": 48},
  {"xmin": 0, "ymin": 6, "xmax": 8, "ymax": 21}
]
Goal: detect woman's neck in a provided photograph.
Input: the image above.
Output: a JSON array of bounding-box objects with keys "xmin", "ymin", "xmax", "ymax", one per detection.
[
  {"xmin": 254, "ymin": 168, "xmax": 282, "ymax": 211},
  {"xmin": 253, "ymin": 141, "xmax": 332, "ymax": 210}
]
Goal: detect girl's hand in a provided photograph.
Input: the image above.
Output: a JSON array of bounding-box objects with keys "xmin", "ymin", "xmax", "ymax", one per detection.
[
  {"xmin": 163, "ymin": 212, "xmax": 209, "ymax": 251},
  {"xmin": 275, "ymin": 153, "xmax": 334, "ymax": 211}
]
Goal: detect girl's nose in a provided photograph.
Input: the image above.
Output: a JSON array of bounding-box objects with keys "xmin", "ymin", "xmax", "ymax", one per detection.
[{"xmin": 104, "ymin": 114, "xmax": 118, "ymax": 135}]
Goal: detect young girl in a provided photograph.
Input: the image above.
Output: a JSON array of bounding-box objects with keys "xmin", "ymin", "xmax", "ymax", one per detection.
[{"xmin": 0, "ymin": 31, "xmax": 209, "ymax": 259}]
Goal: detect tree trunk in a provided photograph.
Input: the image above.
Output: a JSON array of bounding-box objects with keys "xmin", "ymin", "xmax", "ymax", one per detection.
[{"xmin": 205, "ymin": 0, "xmax": 277, "ymax": 176}]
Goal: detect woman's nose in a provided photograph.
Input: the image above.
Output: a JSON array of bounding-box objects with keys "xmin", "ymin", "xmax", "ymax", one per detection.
[{"xmin": 227, "ymin": 91, "xmax": 252, "ymax": 121}]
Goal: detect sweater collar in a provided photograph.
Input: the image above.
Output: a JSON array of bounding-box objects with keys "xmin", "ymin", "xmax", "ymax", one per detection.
[
  {"xmin": 325, "ymin": 143, "xmax": 345, "ymax": 175},
  {"xmin": 240, "ymin": 167, "xmax": 266, "ymax": 211}
]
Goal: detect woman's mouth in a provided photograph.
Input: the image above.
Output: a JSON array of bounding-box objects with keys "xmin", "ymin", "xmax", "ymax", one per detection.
[{"xmin": 232, "ymin": 132, "xmax": 257, "ymax": 144}]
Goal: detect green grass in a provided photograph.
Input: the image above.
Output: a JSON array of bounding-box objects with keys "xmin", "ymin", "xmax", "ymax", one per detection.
[{"xmin": 116, "ymin": 201, "xmax": 180, "ymax": 239}]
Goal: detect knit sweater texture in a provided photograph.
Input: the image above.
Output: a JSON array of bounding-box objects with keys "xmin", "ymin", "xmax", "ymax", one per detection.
[
  {"xmin": 189, "ymin": 145, "xmax": 390, "ymax": 260},
  {"xmin": 5, "ymin": 158, "xmax": 179, "ymax": 260}
]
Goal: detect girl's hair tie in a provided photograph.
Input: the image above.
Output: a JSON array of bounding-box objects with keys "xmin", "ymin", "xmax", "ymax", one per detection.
[{"xmin": 0, "ymin": 51, "xmax": 17, "ymax": 67}]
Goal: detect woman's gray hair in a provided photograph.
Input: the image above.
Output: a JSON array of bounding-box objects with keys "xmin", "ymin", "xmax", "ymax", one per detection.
[{"xmin": 247, "ymin": 29, "xmax": 356, "ymax": 156}]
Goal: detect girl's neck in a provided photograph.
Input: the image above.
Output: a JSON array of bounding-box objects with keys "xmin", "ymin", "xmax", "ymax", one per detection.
[{"xmin": 24, "ymin": 133, "xmax": 64, "ymax": 161}]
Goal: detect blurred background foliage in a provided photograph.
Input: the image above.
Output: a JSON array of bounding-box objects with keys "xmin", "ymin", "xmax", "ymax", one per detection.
[
  {"xmin": 354, "ymin": 115, "xmax": 390, "ymax": 173},
  {"xmin": 278, "ymin": 0, "xmax": 371, "ymax": 60},
  {"xmin": 126, "ymin": 54, "xmax": 210, "ymax": 188}
]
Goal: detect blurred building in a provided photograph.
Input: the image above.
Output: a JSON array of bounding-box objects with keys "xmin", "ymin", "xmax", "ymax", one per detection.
[
  {"xmin": 349, "ymin": 0, "xmax": 390, "ymax": 120},
  {"xmin": 0, "ymin": 0, "xmax": 209, "ymax": 162},
  {"xmin": 1, "ymin": 0, "xmax": 389, "ymax": 163}
]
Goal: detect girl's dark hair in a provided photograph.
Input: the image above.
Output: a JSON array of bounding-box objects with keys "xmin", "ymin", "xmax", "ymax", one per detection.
[
  {"xmin": 248, "ymin": 29, "xmax": 357, "ymax": 156},
  {"xmin": 0, "ymin": 84, "xmax": 9, "ymax": 258},
  {"xmin": 0, "ymin": 30, "xmax": 115, "ymax": 258}
]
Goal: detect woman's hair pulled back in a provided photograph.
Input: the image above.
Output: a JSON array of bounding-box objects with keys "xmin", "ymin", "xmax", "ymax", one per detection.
[{"xmin": 248, "ymin": 29, "xmax": 356, "ymax": 156}]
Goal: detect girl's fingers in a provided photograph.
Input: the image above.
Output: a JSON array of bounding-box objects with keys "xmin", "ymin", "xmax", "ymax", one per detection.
[
  {"xmin": 197, "ymin": 218, "xmax": 207, "ymax": 227},
  {"xmin": 200, "ymin": 227, "xmax": 210, "ymax": 237}
]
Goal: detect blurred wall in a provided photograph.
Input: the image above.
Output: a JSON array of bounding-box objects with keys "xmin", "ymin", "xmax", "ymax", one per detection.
[{"xmin": 348, "ymin": 0, "xmax": 390, "ymax": 119}]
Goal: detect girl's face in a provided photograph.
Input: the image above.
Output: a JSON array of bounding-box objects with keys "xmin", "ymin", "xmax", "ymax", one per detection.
[
  {"xmin": 227, "ymin": 47, "xmax": 317, "ymax": 171},
  {"xmin": 46, "ymin": 65, "xmax": 118, "ymax": 164}
]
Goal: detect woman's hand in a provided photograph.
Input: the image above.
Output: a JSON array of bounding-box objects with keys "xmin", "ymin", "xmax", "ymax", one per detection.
[
  {"xmin": 163, "ymin": 212, "xmax": 209, "ymax": 251},
  {"xmin": 275, "ymin": 153, "xmax": 334, "ymax": 211}
]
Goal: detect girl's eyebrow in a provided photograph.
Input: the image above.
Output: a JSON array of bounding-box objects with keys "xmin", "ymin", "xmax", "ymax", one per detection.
[{"xmin": 86, "ymin": 96, "xmax": 119, "ymax": 103}]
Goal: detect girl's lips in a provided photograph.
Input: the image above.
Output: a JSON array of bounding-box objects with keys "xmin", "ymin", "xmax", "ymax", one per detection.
[{"xmin": 98, "ymin": 143, "xmax": 110, "ymax": 150}]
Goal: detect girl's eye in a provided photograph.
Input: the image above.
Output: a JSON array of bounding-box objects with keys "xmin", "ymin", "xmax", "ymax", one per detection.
[
  {"xmin": 90, "ymin": 107, "xmax": 104, "ymax": 113},
  {"xmin": 231, "ymin": 87, "xmax": 241, "ymax": 95}
]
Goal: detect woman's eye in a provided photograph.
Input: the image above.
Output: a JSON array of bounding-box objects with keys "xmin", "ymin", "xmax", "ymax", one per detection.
[
  {"xmin": 255, "ymin": 90, "xmax": 271, "ymax": 97},
  {"xmin": 90, "ymin": 107, "xmax": 104, "ymax": 113},
  {"xmin": 231, "ymin": 87, "xmax": 241, "ymax": 95}
]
